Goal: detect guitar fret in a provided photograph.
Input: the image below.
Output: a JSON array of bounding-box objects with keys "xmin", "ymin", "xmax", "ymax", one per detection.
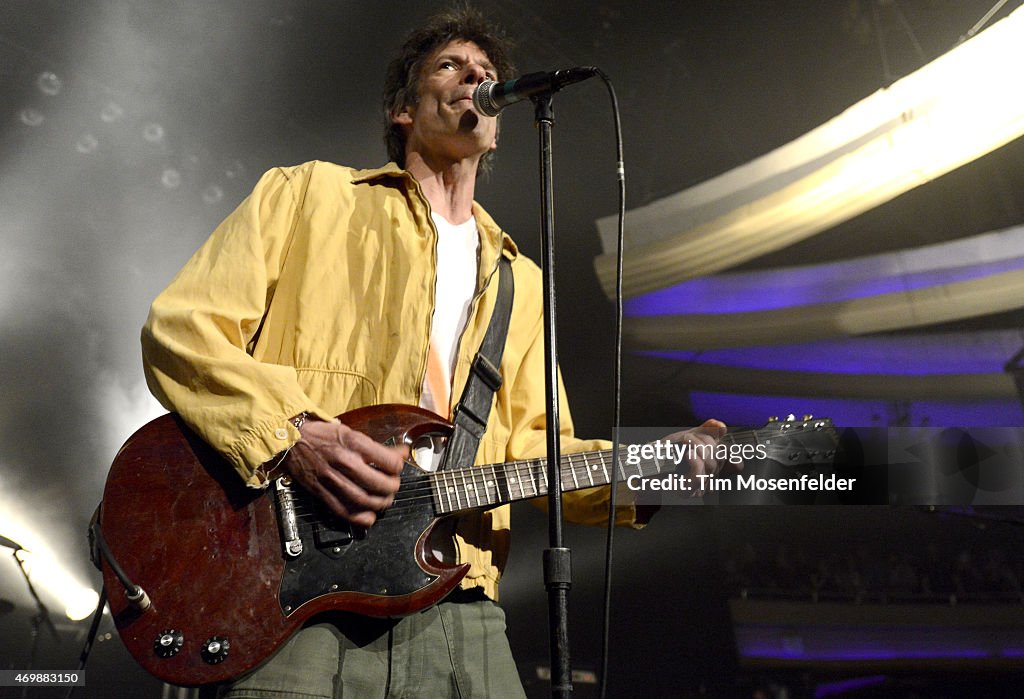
[
  {"xmin": 440, "ymin": 471, "xmax": 451, "ymax": 513},
  {"xmin": 510, "ymin": 463, "xmax": 520, "ymax": 502},
  {"xmin": 430, "ymin": 474, "xmax": 442, "ymax": 513},
  {"xmin": 456, "ymin": 470, "xmax": 467, "ymax": 511},
  {"xmin": 463, "ymin": 468, "xmax": 474, "ymax": 506},
  {"xmin": 584, "ymin": 453, "xmax": 595, "ymax": 487},
  {"xmin": 452, "ymin": 471, "xmax": 462, "ymax": 510},
  {"xmin": 473, "ymin": 466, "xmax": 485, "ymax": 505},
  {"xmin": 469, "ymin": 468, "xmax": 481, "ymax": 506},
  {"xmin": 481, "ymin": 466, "xmax": 495, "ymax": 506},
  {"xmin": 602, "ymin": 451, "xmax": 613, "ymax": 484},
  {"xmin": 505, "ymin": 464, "xmax": 516, "ymax": 503},
  {"xmin": 442, "ymin": 470, "xmax": 454, "ymax": 513},
  {"xmin": 486, "ymin": 464, "xmax": 499, "ymax": 505},
  {"xmin": 650, "ymin": 447, "xmax": 662, "ymax": 475},
  {"xmin": 567, "ymin": 454, "xmax": 580, "ymax": 490},
  {"xmin": 466, "ymin": 466, "xmax": 477, "ymax": 505},
  {"xmin": 539, "ymin": 460, "xmax": 549, "ymax": 494}
]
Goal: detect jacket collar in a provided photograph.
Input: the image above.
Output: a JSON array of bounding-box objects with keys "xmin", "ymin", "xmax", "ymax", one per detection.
[
  {"xmin": 350, "ymin": 162, "xmax": 408, "ymax": 183},
  {"xmin": 351, "ymin": 162, "xmax": 519, "ymax": 261}
]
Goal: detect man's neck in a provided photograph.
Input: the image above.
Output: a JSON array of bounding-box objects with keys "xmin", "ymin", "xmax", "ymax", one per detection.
[{"xmin": 404, "ymin": 153, "xmax": 479, "ymax": 225}]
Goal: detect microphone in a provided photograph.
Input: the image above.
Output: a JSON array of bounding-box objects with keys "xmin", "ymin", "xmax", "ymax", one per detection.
[
  {"xmin": 472, "ymin": 67, "xmax": 598, "ymax": 116},
  {"xmin": 0, "ymin": 535, "xmax": 24, "ymax": 551}
]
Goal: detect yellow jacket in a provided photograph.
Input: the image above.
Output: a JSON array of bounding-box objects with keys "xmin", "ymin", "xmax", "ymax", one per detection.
[{"xmin": 142, "ymin": 160, "xmax": 642, "ymax": 598}]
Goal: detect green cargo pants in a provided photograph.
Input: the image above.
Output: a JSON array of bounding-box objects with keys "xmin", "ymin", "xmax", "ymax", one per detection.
[{"xmin": 214, "ymin": 594, "xmax": 527, "ymax": 699}]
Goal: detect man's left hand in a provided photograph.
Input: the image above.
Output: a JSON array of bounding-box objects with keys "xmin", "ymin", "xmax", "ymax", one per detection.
[{"xmin": 663, "ymin": 419, "xmax": 728, "ymax": 479}]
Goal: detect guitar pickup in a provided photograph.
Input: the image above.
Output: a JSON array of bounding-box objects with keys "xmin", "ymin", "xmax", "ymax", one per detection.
[
  {"xmin": 312, "ymin": 507, "xmax": 365, "ymax": 556},
  {"xmin": 314, "ymin": 521, "xmax": 355, "ymax": 549}
]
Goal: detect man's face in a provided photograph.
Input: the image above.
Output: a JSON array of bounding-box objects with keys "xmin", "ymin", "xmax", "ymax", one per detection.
[{"xmin": 392, "ymin": 40, "xmax": 499, "ymax": 166}]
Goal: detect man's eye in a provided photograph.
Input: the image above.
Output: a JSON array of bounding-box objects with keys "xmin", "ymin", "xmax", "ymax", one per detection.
[{"xmin": 440, "ymin": 61, "xmax": 458, "ymax": 70}]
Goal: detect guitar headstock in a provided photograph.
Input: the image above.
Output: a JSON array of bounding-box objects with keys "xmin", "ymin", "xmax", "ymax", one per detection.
[{"xmin": 758, "ymin": 414, "xmax": 839, "ymax": 466}]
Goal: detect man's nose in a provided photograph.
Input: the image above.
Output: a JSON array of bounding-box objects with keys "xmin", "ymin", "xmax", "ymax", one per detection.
[{"xmin": 463, "ymin": 63, "xmax": 489, "ymax": 84}]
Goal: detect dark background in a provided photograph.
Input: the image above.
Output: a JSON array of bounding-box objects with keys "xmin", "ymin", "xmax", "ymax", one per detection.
[{"xmin": 2, "ymin": 2, "xmax": 1024, "ymax": 696}]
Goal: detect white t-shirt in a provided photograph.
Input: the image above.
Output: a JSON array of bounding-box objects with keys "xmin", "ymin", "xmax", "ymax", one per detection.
[{"xmin": 417, "ymin": 212, "xmax": 480, "ymax": 471}]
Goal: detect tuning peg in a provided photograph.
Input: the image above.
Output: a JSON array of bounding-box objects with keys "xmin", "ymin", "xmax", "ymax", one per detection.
[
  {"xmin": 786, "ymin": 414, "xmax": 796, "ymax": 421},
  {"xmin": 803, "ymin": 414, "xmax": 814, "ymax": 421},
  {"xmin": 767, "ymin": 416, "xmax": 779, "ymax": 423}
]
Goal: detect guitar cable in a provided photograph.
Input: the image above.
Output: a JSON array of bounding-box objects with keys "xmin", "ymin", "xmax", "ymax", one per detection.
[
  {"xmin": 594, "ymin": 67, "xmax": 626, "ymax": 699},
  {"xmin": 64, "ymin": 585, "xmax": 108, "ymax": 699},
  {"xmin": 65, "ymin": 514, "xmax": 152, "ymax": 696},
  {"xmin": 89, "ymin": 513, "xmax": 151, "ymax": 611}
]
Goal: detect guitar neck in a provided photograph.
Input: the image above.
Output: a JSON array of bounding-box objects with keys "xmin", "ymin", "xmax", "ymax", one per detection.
[{"xmin": 429, "ymin": 430, "xmax": 764, "ymax": 515}]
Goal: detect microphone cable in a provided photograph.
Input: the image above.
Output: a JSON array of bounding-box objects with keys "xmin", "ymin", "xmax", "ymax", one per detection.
[{"xmin": 593, "ymin": 67, "xmax": 626, "ymax": 699}]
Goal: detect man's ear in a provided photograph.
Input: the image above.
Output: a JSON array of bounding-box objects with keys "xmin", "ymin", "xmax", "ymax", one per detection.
[{"xmin": 392, "ymin": 103, "xmax": 414, "ymax": 127}]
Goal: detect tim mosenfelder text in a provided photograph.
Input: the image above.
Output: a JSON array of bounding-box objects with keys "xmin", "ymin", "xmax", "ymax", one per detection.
[{"xmin": 622, "ymin": 439, "xmax": 855, "ymax": 494}]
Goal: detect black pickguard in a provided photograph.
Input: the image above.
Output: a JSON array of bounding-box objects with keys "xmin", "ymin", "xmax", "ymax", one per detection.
[{"xmin": 277, "ymin": 464, "xmax": 439, "ymax": 613}]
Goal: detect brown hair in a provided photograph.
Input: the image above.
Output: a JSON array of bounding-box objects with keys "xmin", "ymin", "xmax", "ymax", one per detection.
[{"xmin": 382, "ymin": 6, "xmax": 515, "ymax": 173}]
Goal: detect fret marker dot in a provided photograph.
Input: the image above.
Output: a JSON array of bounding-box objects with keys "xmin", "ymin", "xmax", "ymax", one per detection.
[{"xmin": 447, "ymin": 487, "xmax": 455, "ymax": 493}]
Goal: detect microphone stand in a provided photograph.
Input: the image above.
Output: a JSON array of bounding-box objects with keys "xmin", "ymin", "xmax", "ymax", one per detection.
[
  {"xmin": 10, "ymin": 549, "xmax": 61, "ymax": 699},
  {"xmin": 533, "ymin": 93, "xmax": 573, "ymax": 699}
]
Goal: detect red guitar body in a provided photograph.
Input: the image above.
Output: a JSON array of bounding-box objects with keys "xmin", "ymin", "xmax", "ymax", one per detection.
[{"xmin": 98, "ymin": 404, "xmax": 465, "ymax": 687}]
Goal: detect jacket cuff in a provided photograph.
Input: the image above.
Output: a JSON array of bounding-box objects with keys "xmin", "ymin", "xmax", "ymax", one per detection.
[{"xmin": 229, "ymin": 406, "xmax": 335, "ymax": 487}]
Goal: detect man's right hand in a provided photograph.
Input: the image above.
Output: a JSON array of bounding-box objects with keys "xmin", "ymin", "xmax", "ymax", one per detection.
[{"xmin": 283, "ymin": 419, "xmax": 407, "ymax": 528}]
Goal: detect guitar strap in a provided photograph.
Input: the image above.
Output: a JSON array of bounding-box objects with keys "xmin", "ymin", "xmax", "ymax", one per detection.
[{"xmin": 441, "ymin": 255, "xmax": 514, "ymax": 472}]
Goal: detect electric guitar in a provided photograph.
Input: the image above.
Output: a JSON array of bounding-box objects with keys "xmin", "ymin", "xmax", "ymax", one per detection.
[{"xmin": 96, "ymin": 404, "xmax": 837, "ymax": 686}]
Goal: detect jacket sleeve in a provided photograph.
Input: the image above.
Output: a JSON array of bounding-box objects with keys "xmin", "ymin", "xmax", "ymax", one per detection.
[
  {"xmin": 502, "ymin": 287, "xmax": 649, "ymax": 529},
  {"xmin": 141, "ymin": 164, "xmax": 333, "ymax": 487}
]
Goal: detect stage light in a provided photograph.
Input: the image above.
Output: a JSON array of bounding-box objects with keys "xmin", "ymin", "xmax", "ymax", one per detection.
[
  {"xmin": 161, "ymin": 168, "xmax": 182, "ymax": 189},
  {"xmin": 622, "ymin": 224, "xmax": 1024, "ymax": 349},
  {"xmin": 1, "ymin": 517, "xmax": 99, "ymax": 624},
  {"xmin": 75, "ymin": 134, "xmax": 99, "ymax": 154},
  {"xmin": 202, "ymin": 184, "xmax": 224, "ymax": 205},
  {"xmin": 594, "ymin": 3, "xmax": 1024, "ymax": 297},
  {"xmin": 19, "ymin": 108, "xmax": 44, "ymax": 127},
  {"xmin": 142, "ymin": 122, "xmax": 165, "ymax": 143},
  {"xmin": 627, "ymin": 224, "xmax": 1024, "ymax": 316},
  {"xmin": 36, "ymin": 71, "xmax": 62, "ymax": 97},
  {"xmin": 225, "ymin": 160, "xmax": 245, "ymax": 179},
  {"xmin": 64, "ymin": 586, "xmax": 100, "ymax": 621},
  {"xmin": 100, "ymin": 101, "xmax": 124, "ymax": 123}
]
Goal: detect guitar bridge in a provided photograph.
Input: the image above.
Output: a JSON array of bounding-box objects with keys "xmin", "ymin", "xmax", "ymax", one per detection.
[{"xmin": 273, "ymin": 478, "xmax": 303, "ymax": 557}]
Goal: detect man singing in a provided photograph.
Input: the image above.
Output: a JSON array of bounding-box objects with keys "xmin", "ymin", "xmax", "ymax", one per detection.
[{"xmin": 142, "ymin": 7, "xmax": 724, "ymax": 697}]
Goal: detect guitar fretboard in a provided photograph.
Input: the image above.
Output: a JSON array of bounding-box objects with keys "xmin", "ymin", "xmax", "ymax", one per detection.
[{"xmin": 429, "ymin": 428, "xmax": 770, "ymax": 515}]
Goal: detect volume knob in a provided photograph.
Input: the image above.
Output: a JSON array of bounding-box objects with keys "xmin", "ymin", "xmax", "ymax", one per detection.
[
  {"xmin": 201, "ymin": 636, "xmax": 231, "ymax": 664},
  {"xmin": 153, "ymin": 629, "xmax": 184, "ymax": 658}
]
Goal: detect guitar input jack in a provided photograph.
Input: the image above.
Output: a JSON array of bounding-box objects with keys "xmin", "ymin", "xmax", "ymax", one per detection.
[{"xmin": 89, "ymin": 510, "xmax": 151, "ymax": 611}]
